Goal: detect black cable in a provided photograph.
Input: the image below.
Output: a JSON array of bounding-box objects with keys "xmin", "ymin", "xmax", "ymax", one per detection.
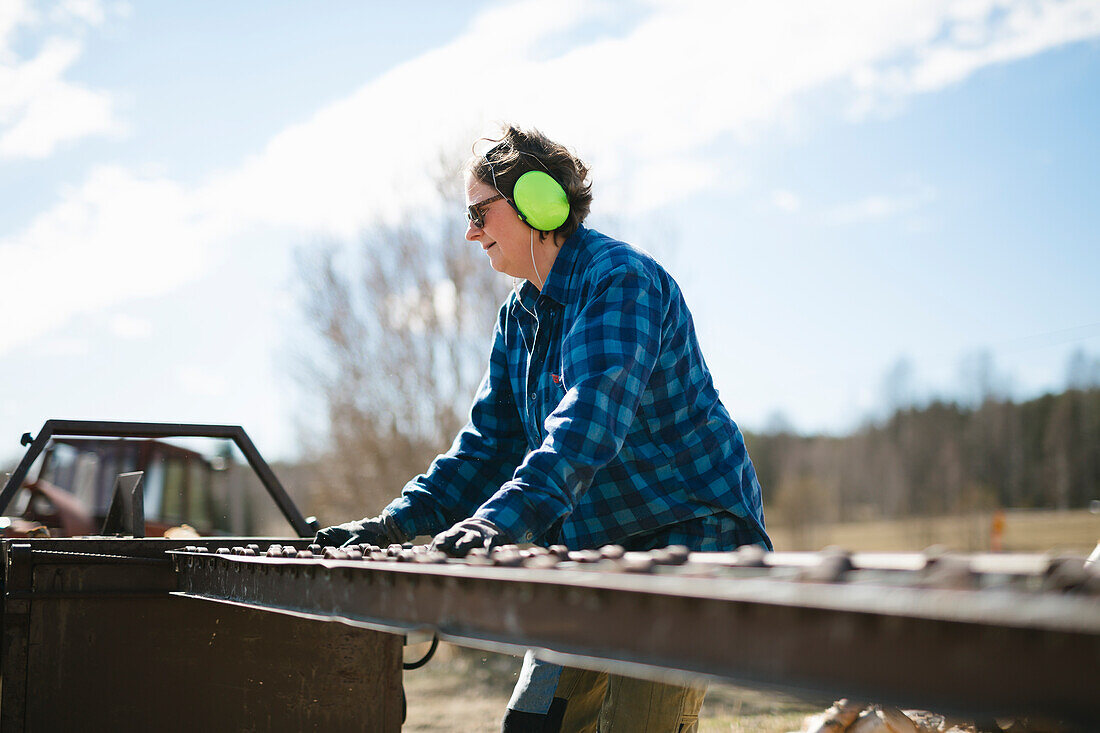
[{"xmin": 402, "ymin": 633, "xmax": 439, "ymax": 670}]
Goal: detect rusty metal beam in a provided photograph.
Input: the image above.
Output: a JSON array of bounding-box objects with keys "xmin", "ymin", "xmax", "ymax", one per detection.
[{"xmin": 172, "ymin": 547, "xmax": 1100, "ymax": 727}]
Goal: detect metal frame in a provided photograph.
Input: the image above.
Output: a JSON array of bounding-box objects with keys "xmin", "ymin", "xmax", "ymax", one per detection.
[
  {"xmin": 1, "ymin": 538, "xmax": 399, "ymax": 732},
  {"xmin": 0, "ymin": 419, "xmax": 314, "ymax": 537},
  {"xmin": 172, "ymin": 550, "xmax": 1100, "ymax": 727}
]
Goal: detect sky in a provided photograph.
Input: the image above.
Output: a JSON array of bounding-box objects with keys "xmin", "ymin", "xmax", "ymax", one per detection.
[{"xmin": 2, "ymin": 0, "xmax": 1099, "ymax": 464}]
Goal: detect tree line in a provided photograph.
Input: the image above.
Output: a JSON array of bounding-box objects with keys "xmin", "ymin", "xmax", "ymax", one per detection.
[{"xmin": 748, "ymin": 386, "xmax": 1100, "ymax": 532}]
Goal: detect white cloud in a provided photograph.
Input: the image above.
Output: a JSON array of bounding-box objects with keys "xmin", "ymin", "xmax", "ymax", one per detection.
[
  {"xmin": 915, "ymin": 0, "xmax": 1100, "ymax": 90},
  {"xmin": 771, "ymin": 190, "xmax": 802, "ymax": 213},
  {"xmin": 108, "ymin": 313, "xmax": 152, "ymax": 340},
  {"xmin": 50, "ymin": 0, "xmax": 109, "ymax": 26},
  {"xmin": 0, "ymin": 165, "xmax": 220, "ymax": 354},
  {"xmin": 825, "ymin": 186, "xmax": 937, "ymax": 225},
  {"xmin": 33, "ymin": 335, "xmax": 90, "ymax": 357},
  {"xmin": 0, "ymin": 0, "xmax": 122, "ymax": 159},
  {"xmin": 0, "ymin": 0, "xmax": 40, "ymax": 51},
  {"xmin": 849, "ymin": 0, "xmax": 1100, "ymax": 117},
  {"xmin": 3, "ymin": 0, "xmax": 1098, "ymax": 358},
  {"xmin": 175, "ymin": 365, "xmax": 228, "ymax": 398}
]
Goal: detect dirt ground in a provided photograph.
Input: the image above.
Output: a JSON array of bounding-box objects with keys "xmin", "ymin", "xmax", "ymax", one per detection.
[{"xmin": 402, "ymin": 644, "xmax": 822, "ymax": 732}]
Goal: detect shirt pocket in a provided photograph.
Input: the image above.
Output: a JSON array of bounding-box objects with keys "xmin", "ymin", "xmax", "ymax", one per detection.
[{"xmin": 540, "ymin": 374, "xmax": 567, "ymax": 419}]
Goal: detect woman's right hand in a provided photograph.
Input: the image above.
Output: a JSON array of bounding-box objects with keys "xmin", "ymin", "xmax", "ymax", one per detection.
[{"xmin": 314, "ymin": 514, "xmax": 406, "ymax": 548}]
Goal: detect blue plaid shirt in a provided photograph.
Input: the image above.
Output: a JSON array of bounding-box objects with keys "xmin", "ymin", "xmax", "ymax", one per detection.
[{"xmin": 384, "ymin": 225, "xmax": 771, "ymax": 551}]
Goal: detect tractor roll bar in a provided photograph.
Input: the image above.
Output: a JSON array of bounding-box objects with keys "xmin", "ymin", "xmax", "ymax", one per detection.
[{"xmin": 0, "ymin": 419, "xmax": 315, "ymax": 537}]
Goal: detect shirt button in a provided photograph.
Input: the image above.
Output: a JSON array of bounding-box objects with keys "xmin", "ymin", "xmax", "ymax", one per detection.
[
  {"xmin": 530, "ymin": 394, "xmax": 536, "ymax": 402},
  {"xmin": 524, "ymin": 531, "xmax": 534, "ymax": 541}
]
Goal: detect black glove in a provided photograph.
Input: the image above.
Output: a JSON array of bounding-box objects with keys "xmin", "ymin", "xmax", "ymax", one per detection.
[
  {"xmin": 431, "ymin": 517, "xmax": 511, "ymax": 557},
  {"xmin": 314, "ymin": 514, "xmax": 407, "ymax": 548}
]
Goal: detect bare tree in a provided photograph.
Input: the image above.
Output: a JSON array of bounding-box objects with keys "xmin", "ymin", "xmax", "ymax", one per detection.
[
  {"xmin": 295, "ymin": 155, "xmax": 509, "ymax": 522},
  {"xmin": 957, "ymin": 350, "xmax": 1011, "ymax": 407},
  {"xmin": 1066, "ymin": 348, "xmax": 1100, "ymax": 390},
  {"xmin": 881, "ymin": 355, "xmax": 916, "ymax": 414}
]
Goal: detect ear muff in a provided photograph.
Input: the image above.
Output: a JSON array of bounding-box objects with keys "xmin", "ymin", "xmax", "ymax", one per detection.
[{"xmin": 512, "ymin": 170, "xmax": 569, "ymax": 231}]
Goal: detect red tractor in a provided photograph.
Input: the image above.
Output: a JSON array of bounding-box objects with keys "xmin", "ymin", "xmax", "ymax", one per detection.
[{"xmin": 1, "ymin": 419, "xmax": 315, "ymax": 539}]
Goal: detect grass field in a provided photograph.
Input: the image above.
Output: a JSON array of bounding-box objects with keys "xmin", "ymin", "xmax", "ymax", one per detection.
[
  {"xmin": 402, "ymin": 509, "xmax": 1098, "ymax": 731},
  {"xmin": 767, "ymin": 507, "xmax": 1100, "ymax": 554}
]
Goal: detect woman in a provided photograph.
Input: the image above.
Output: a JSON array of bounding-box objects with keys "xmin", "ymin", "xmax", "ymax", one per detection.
[{"xmin": 317, "ymin": 125, "xmax": 771, "ymax": 731}]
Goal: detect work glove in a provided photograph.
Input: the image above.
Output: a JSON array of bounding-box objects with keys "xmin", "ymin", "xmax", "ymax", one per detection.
[
  {"xmin": 431, "ymin": 517, "xmax": 511, "ymax": 557},
  {"xmin": 314, "ymin": 514, "xmax": 407, "ymax": 548}
]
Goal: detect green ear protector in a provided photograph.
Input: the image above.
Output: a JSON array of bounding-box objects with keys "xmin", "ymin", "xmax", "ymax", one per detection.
[
  {"xmin": 486, "ymin": 153, "xmax": 570, "ymax": 232},
  {"xmin": 512, "ymin": 170, "xmax": 570, "ymax": 232}
]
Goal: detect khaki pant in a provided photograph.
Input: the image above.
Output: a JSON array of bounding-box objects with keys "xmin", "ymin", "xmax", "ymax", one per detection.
[{"xmin": 503, "ymin": 652, "xmax": 706, "ymax": 732}]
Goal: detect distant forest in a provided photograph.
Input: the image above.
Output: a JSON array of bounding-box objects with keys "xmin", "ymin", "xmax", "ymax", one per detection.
[{"xmin": 748, "ymin": 387, "xmax": 1100, "ymax": 529}]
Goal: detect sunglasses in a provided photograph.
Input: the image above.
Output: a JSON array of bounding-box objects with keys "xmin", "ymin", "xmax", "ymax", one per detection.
[{"xmin": 466, "ymin": 193, "xmax": 505, "ymax": 228}]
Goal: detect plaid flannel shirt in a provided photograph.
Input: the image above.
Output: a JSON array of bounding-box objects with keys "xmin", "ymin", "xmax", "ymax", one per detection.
[{"xmin": 384, "ymin": 225, "xmax": 771, "ymax": 551}]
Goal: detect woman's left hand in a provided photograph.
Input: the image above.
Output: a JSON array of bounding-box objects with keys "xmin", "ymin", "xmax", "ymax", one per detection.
[{"xmin": 431, "ymin": 517, "xmax": 511, "ymax": 557}]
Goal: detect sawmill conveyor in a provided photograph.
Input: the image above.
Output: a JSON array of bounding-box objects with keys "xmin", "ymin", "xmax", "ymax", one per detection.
[{"xmin": 2, "ymin": 536, "xmax": 1097, "ymax": 732}]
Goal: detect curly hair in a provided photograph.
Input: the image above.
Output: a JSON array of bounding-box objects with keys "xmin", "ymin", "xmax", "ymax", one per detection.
[{"xmin": 468, "ymin": 125, "xmax": 593, "ymax": 240}]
